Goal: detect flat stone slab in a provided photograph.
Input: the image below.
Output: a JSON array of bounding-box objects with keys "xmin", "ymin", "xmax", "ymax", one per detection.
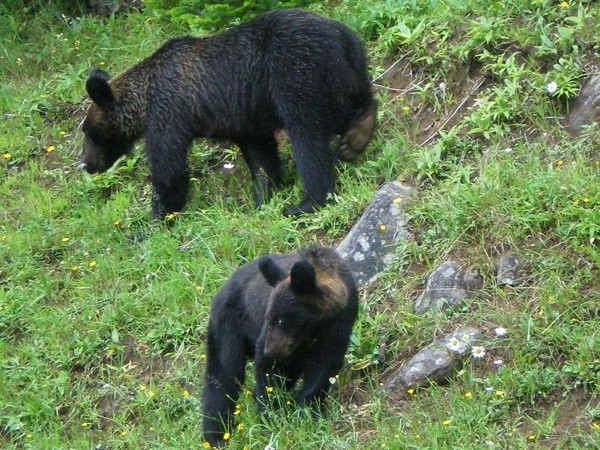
[
  {"xmin": 565, "ymin": 74, "xmax": 600, "ymax": 134},
  {"xmin": 385, "ymin": 326, "xmax": 481, "ymax": 392},
  {"xmin": 337, "ymin": 181, "xmax": 416, "ymax": 287},
  {"xmin": 414, "ymin": 260, "xmax": 483, "ymax": 314}
]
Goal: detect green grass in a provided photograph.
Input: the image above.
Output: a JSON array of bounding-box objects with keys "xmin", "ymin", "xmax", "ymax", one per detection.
[{"xmin": 1, "ymin": 0, "xmax": 599, "ymax": 448}]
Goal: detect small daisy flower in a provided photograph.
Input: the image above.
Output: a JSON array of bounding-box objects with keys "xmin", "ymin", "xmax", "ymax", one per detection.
[
  {"xmin": 547, "ymin": 81, "xmax": 558, "ymax": 94},
  {"xmin": 446, "ymin": 337, "xmax": 463, "ymax": 352},
  {"xmin": 494, "ymin": 327, "xmax": 507, "ymax": 337},
  {"xmin": 471, "ymin": 346, "xmax": 486, "ymax": 359}
]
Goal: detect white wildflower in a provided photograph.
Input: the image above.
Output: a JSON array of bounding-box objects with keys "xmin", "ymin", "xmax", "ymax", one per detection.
[
  {"xmin": 547, "ymin": 81, "xmax": 558, "ymax": 94},
  {"xmin": 471, "ymin": 346, "xmax": 486, "ymax": 359}
]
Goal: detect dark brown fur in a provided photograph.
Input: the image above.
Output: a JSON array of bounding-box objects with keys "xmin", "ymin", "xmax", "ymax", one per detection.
[{"xmin": 202, "ymin": 246, "xmax": 359, "ymax": 446}]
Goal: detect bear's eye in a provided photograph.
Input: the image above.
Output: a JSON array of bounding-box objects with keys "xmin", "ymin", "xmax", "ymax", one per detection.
[{"xmin": 277, "ymin": 319, "xmax": 283, "ymax": 326}]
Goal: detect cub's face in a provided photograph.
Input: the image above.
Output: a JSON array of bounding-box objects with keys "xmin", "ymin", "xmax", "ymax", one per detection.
[
  {"xmin": 263, "ymin": 289, "xmax": 314, "ymax": 360},
  {"xmin": 80, "ymin": 108, "xmax": 133, "ymax": 174}
]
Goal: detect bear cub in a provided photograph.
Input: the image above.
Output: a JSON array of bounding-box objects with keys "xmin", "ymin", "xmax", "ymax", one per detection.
[
  {"xmin": 202, "ymin": 246, "xmax": 359, "ymax": 446},
  {"xmin": 80, "ymin": 8, "xmax": 377, "ymax": 218}
]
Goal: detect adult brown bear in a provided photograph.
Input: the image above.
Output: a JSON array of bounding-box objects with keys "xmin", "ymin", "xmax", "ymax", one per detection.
[
  {"xmin": 80, "ymin": 9, "xmax": 376, "ymax": 218},
  {"xmin": 202, "ymin": 246, "xmax": 359, "ymax": 447}
]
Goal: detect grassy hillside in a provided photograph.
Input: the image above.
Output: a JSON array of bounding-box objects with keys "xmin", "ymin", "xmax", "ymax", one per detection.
[{"xmin": 1, "ymin": 0, "xmax": 598, "ymax": 448}]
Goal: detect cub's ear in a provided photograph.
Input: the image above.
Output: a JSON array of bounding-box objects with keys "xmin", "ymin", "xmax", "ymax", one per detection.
[
  {"xmin": 289, "ymin": 260, "xmax": 319, "ymax": 295},
  {"xmin": 259, "ymin": 257, "xmax": 286, "ymax": 287},
  {"xmin": 86, "ymin": 68, "xmax": 115, "ymax": 108}
]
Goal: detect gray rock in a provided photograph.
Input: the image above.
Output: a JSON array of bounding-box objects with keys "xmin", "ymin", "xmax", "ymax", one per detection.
[
  {"xmin": 337, "ymin": 181, "xmax": 416, "ymax": 287},
  {"xmin": 414, "ymin": 260, "xmax": 483, "ymax": 314},
  {"xmin": 386, "ymin": 326, "xmax": 481, "ymax": 392},
  {"xmin": 565, "ymin": 73, "xmax": 600, "ymax": 134},
  {"xmin": 496, "ymin": 253, "xmax": 521, "ymax": 286}
]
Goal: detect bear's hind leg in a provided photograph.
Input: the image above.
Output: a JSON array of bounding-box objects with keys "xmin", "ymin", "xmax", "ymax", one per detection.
[
  {"xmin": 284, "ymin": 130, "xmax": 335, "ymax": 216},
  {"xmin": 238, "ymin": 135, "xmax": 282, "ymax": 207}
]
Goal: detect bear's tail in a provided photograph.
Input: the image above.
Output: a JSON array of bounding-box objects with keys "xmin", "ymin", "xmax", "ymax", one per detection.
[{"xmin": 338, "ymin": 98, "xmax": 377, "ymax": 162}]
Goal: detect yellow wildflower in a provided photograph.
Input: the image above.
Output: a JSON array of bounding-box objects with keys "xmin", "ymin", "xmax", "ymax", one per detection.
[
  {"xmin": 148, "ymin": 390, "xmax": 155, "ymax": 398},
  {"xmin": 402, "ymin": 105, "xmax": 410, "ymax": 112},
  {"xmin": 559, "ymin": 1, "xmax": 569, "ymax": 8},
  {"xmin": 140, "ymin": 385, "xmax": 147, "ymax": 391},
  {"xmin": 266, "ymin": 386, "xmax": 274, "ymax": 393},
  {"xmin": 379, "ymin": 224, "xmax": 386, "ymax": 232},
  {"xmin": 182, "ymin": 389, "xmax": 189, "ymax": 397},
  {"xmin": 223, "ymin": 432, "xmax": 230, "ymax": 441},
  {"xmin": 495, "ymin": 390, "xmax": 505, "ymax": 397},
  {"xmin": 120, "ymin": 431, "xmax": 128, "ymax": 437},
  {"xmin": 407, "ymin": 388, "xmax": 415, "ymax": 395},
  {"xmin": 81, "ymin": 422, "xmax": 90, "ymax": 428},
  {"xmin": 89, "ymin": 260, "xmax": 97, "ymax": 268},
  {"xmin": 59, "ymin": 131, "xmax": 66, "ymax": 137},
  {"xmin": 464, "ymin": 392, "xmax": 472, "ymax": 398},
  {"xmin": 2, "ymin": 152, "xmax": 11, "ymax": 159},
  {"xmin": 47, "ymin": 145, "xmax": 56, "ymax": 153},
  {"xmin": 583, "ymin": 197, "xmax": 590, "ymax": 203},
  {"xmin": 556, "ymin": 160, "xmax": 564, "ymax": 167},
  {"xmin": 591, "ymin": 422, "xmax": 600, "ymax": 430},
  {"xmin": 203, "ymin": 442, "xmax": 211, "ymax": 449},
  {"xmin": 165, "ymin": 213, "xmax": 175, "ymax": 221},
  {"xmin": 442, "ymin": 419, "xmax": 452, "ymax": 425},
  {"xmin": 61, "ymin": 237, "xmax": 70, "ymax": 243}
]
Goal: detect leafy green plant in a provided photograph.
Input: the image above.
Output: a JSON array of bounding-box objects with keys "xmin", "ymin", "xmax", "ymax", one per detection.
[{"xmin": 145, "ymin": 0, "xmax": 318, "ymax": 32}]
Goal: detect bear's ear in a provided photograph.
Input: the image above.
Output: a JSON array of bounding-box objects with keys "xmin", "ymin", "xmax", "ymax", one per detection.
[
  {"xmin": 86, "ymin": 68, "xmax": 115, "ymax": 108},
  {"xmin": 289, "ymin": 260, "xmax": 319, "ymax": 295},
  {"xmin": 259, "ymin": 257, "xmax": 286, "ymax": 287}
]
